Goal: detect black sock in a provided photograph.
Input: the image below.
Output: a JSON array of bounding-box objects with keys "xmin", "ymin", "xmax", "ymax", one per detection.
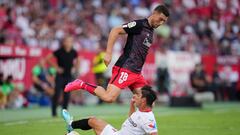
[{"xmin": 71, "ymin": 119, "xmax": 92, "ymax": 130}]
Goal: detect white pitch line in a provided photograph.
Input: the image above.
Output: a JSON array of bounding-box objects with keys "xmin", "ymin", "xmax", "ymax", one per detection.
[
  {"xmin": 4, "ymin": 119, "xmax": 61, "ymax": 126},
  {"xmin": 3, "ymin": 111, "xmax": 193, "ymax": 126},
  {"xmin": 160, "ymin": 125, "xmax": 213, "ymax": 129},
  {"xmin": 213, "ymin": 109, "xmax": 230, "ymax": 114},
  {"xmin": 4, "ymin": 121, "xmax": 28, "ymax": 126},
  {"xmin": 38, "ymin": 119, "xmax": 62, "ymax": 123}
]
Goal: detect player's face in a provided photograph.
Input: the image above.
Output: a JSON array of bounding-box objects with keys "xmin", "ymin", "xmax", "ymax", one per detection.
[
  {"xmin": 63, "ymin": 36, "xmax": 73, "ymax": 50},
  {"xmin": 39, "ymin": 59, "xmax": 45, "ymax": 67},
  {"xmin": 133, "ymin": 93, "xmax": 143, "ymax": 107},
  {"xmin": 151, "ymin": 12, "xmax": 168, "ymax": 28},
  {"xmin": 133, "ymin": 91, "xmax": 149, "ymax": 108}
]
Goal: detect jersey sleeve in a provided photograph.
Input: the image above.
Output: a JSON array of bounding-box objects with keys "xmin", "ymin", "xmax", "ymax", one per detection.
[
  {"xmin": 141, "ymin": 118, "xmax": 158, "ymax": 134},
  {"xmin": 32, "ymin": 65, "xmax": 41, "ymax": 76},
  {"xmin": 122, "ymin": 20, "xmax": 143, "ymax": 34},
  {"xmin": 53, "ymin": 49, "xmax": 60, "ymax": 58},
  {"xmin": 73, "ymin": 50, "xmax": 78, "ymax": 58}
]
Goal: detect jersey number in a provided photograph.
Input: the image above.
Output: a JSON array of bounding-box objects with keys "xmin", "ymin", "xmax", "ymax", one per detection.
[{"xmin": 118, "ymin": 72, "xmax": 128, "ymax": 84}]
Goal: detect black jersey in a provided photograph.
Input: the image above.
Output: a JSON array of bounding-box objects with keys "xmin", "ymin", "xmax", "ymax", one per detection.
[
  {"xmin": 115, "ymin": 19, "xmax": 154, "ymax": 73},
  {"xmin": 54, "ymin": 48, "xmax": 77, "ymax": 77}
]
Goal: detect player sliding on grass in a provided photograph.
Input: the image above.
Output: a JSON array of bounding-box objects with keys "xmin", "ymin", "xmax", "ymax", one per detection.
[
  {"xmin": 64, "ymin": 5, "xmax": 169, "ymax": 103},
  {"xmin": 62, "ymin": 86, "xmax": 158, "ymax": 135}
]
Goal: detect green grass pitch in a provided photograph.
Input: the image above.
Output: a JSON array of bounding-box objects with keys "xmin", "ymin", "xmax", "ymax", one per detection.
[{"xmin": 1, "ymin": 103, "xmax": 240, "ymax": 135}]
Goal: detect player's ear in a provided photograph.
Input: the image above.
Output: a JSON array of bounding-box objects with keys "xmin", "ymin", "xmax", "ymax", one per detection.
[{"xmin": 152, "ymin": 101, "xmax": 155, "ymax": 107}]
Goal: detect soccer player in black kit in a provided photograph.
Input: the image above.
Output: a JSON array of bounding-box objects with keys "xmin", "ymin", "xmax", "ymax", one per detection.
[{"xmin": 65, "ymin": 5, "xmax": 169, "ymax": 103}]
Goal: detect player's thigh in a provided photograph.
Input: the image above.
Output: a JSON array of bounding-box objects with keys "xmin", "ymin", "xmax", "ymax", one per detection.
[
  {"xmin": 99, "ymin": 124, "xmax": 118, "ymax": 135},
  {"xmin": 89, "ymin": 117, "xmax": 108, "ymax": 135},
  {"xmin": 105, "ymin": 84, "xmax": 122, "ymax": 101}
]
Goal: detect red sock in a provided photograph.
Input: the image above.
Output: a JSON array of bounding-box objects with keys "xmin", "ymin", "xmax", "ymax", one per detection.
[{"xmin": 82, "ymin": 82, "xmax": 97, "ymax": 94}]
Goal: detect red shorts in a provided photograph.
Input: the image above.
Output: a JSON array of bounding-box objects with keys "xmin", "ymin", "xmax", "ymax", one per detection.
[{"xmin": 109, "ymin": 66, "xmax": 147, "ymax": 90}]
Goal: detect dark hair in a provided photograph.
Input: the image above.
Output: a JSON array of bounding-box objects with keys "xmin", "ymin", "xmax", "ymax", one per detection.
[
  {"xmin": 154, "ymin": 5, "xmax": 170, "ymax": 17},
  {"xmin": 141, "ymin": 85, "xmax": 157, "ymax": 107}
]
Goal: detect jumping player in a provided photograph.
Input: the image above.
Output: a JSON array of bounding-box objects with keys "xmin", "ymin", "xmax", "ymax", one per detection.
[
  {"xmin": 62, "ymin": 86, "xmax": 158, "ymax": 135},
  {"xmin": 64, "ymin": 5, "xmax": 169, "ymax": 103}
]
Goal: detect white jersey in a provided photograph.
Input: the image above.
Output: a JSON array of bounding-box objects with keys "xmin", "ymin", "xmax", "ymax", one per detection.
[{"xmin": 117, "ymin": 109, "xmax": 158, "ymax": 135}]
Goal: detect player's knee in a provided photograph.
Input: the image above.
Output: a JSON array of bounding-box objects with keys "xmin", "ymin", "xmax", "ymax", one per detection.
[
  {"xmin": 89, "ymin": 116, "xmax": 98, "ymax": 125},
  {"xmin": 103, "ymin": 85, "xmax": 121, "ymax": 103},
  {"xmin": 89, "ymin": 117, "xmax": 97, "ymax": 122},
  {"xmin": 103, "ymin": 96, "xmax": 116, "ymax": 103}
]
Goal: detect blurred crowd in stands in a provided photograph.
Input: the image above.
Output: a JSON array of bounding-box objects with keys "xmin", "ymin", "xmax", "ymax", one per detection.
[
  {"xmin": 0, "ymin": 0, "xmax": 239, "ymax": 55},
  {"xmin": 190, "ymin": 63, "xmax": 239, "ymax": 102},
  {"xmin": 0, "ymin": 0, "xmax": 240, "ymax": 109},
  {"xmin": 0, "ymin": 73, "xmax": 27, "ymax": 109}
]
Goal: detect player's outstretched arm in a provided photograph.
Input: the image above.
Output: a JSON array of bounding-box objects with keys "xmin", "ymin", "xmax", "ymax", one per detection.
[
  {"xmin": 128, "ymin": 98, "xmax": 136, "ymax": 116},
  {"xmin": 150, "ymin": 132, "xmax": 158, "ymax": 135},
  {"xmin": 104, "ymin": 26, "xmax": 126, "ymax": 66},
  {"xmin": 72, "ymin": 56, "xmax": 80, "ymax": 76},
  {"xmin": 45, "ymin": 53, "xmax": 63, "ymax": 74}
]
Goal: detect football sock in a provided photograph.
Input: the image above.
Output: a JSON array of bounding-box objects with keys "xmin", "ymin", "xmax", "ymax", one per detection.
[
  {"xmin": 71, "ymin": 119, "xmax": 92, "ymax": 130},
  {"xmin": 82, "ymin": 82, "xmax": 97, "ymax": 94}
]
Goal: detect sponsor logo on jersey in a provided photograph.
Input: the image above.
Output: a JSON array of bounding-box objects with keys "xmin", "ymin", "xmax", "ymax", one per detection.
[
  {"xmin": 148, "ymin": 122, "xmax": 157, "ymax": 129},
  {"xmin": 128, "ymin": 117, "xmax": 137, "ymax": 127},
  {"xmin": 112, "ymin": 128, "xmax": 117, "ymax": 132},
  {"xmin": 143, "ymin": 34, "xmax": 152, "ymax": 47},
  {"xmin": 143, "ymin": 37, "xmax": 151, "ymax": 47}
]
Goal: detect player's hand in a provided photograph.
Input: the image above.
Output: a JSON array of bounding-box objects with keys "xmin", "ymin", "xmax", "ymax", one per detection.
[
  {"xmin": 130, "ymin": 97, "xmax": 135, "ymax": 105},
  {"xmin": 104, "ymin": 53, "xmax": 112, "ymax": 66},
  {"xmin": 57, "ymin": 67, "xmax": 64, "ymax": 74},
  {"xmin": 71, "ymin": 67, "xmax": 80, "ymax": 79},
  {"xmin": 41, "ymin": 82, "xmax": 48, "ymax": 88},
  {"xmin": 71, "ymin": 67, "xmax": 78, "ymax": 74}
]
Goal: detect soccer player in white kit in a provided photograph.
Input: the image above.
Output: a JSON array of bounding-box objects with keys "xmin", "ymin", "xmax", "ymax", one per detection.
[{"xmin": 62, "ymin": 85, "xmax": 158, "ymax": 135}]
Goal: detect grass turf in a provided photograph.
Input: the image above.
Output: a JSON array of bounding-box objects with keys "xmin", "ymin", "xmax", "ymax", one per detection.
[{"xmin": 0, "ymin": 102, "xmax": 240, "ymax": 135}]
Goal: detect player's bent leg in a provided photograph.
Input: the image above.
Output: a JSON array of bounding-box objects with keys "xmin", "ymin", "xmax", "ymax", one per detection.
[
  {"xmin": 64, "ymin": 79, "xmax": 97, "ymax": 94},
  {"xmin": 94, "ymin": 84, "xmax": 121, "ymax": 103},
  {"xmin": 70, "ymin": 116, "xmax": 107, "ymax": 135},
  {"xmin": 88, "ymin": 117, "xmax": 108, "ymax": 135},
  {"xmin": 65, "ymin": 79, "xmax": 121, "ymax": 103}
]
